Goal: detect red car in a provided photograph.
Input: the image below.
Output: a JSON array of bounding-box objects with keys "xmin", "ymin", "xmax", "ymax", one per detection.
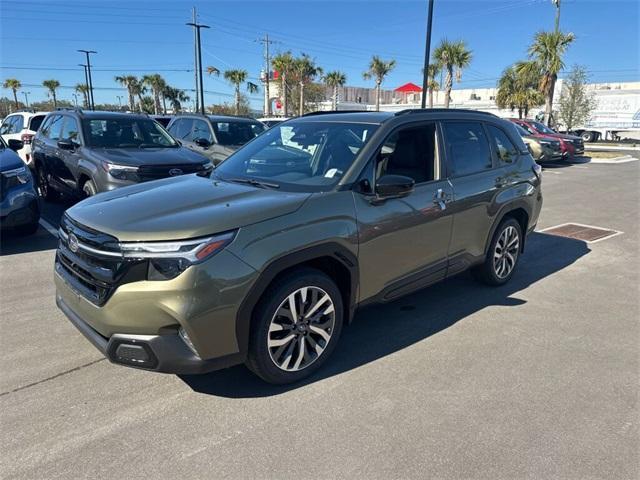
[{"xmin": 510, "ymin": 118, "xmax": 584, "ymax": 160}]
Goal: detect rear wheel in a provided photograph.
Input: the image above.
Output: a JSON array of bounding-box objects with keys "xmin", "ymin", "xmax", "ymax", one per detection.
[
  {"xmin": 82, "ymin": 178, "xmax": 97, "ymax": 197},
  {"xmin": 36, "ymin": 165, "xmax": 58, "ymax": 201},
  {"xmin": 247, "ymin": 268, "xmax": 344, "ymax": 384},
  {"xmin": 473, "ymin": 217, "xmax": 522, "ymax": 286},
  {"xmin": 581, "ymin": 131, "xmax": 595, "ymax": 143}
]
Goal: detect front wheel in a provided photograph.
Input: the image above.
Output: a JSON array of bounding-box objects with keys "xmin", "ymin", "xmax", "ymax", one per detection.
[
  {"xmin": 246, "ymin": 268, "xmax": 344, "ymax": 384},
  {"xmin": 472, "ymin": 218, "xmax": 522, "ymax": 286},
  {"xmin": 37, "ymin": 166, "xmax": 59, "ymax": 201},
  {"xmin": 82, "ymin": 178, "xmax": 97, "ymax": 197}
]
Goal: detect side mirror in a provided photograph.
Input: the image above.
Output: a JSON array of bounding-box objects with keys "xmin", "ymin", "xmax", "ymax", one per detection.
[
  {"xmin": 57, "ymin": 139, "xmax": 77, "ymax": 150},
  {"xmin": 194, "ymin": 138, "xmax": 211, "ymax": 148},
  {"xmin": 7, "ymin": 139, "xmax": 24, "ymax": 151},
  {"xmin": 375, "ymin": 174, "xmax": 415, "ymax": 199}
]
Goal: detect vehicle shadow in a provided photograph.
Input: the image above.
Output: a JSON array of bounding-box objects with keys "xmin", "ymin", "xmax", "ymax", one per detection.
[
  {"xmin": 180, "ymin": 232, "xmax": 590, "ymax": 398},
  {"xmin": 0, "ymin": 227, "xmax": 59, "ymax": 255}
]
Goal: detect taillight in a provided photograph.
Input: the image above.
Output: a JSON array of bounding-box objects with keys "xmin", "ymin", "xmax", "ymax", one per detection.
[{"xmin": 21, "ymin": 133, "xmax": 34, "ymax": 145}]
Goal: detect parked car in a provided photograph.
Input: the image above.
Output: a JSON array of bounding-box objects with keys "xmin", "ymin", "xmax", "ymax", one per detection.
[
  {"xmin": 0, "ymin": 136, "xmax": 40, "ymax": 235},
  {"xmin": 167, "ymin": 114, "xmax": 266, "ymax": 165},
  {"xmin": 54, "ymin": 109, "xmax": 542, "ymax": 384},
  {"xmin": 32, "ymin": 110, "xmax": 212, "ymax": 200},
  {"xmin": 0, "ymin": 110, "xmax": 48, "ymax": 167},
  {"xmin": 512, "ymin": 123, "xmax": 563, "ymax": 163},
  {"xmin": 510, "ymin": 118, "xmax": 584, "ymax": 159},
  {"xmin": 257, "ymin": 117, "xmax": 290, "ymax": 128}
]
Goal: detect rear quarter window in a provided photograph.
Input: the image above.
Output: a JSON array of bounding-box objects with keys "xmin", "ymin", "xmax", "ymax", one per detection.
[{"xmin": 487, "ymin": 125, "xmax": 519, "ymax": 164}]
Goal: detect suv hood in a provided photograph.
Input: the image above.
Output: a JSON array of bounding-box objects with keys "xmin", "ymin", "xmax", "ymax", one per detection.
[
  {"xmin": 0, "ymin": 148, "xmax": 24, "ymax": 171},
  {"xmin": 67, "ymin": 174, "xmax": 310, "ymax": 241},
  {"xmin": 86, "ymin": 146, "xmax": 207, "ymax": 166}
]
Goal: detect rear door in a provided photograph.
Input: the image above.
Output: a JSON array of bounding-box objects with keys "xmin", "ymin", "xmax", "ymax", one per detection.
[
  {"xmin": 440, "ymin": 120, "xmax": 500, "ymax": 272},
  {"xmin": 355, "ymin": 121, "xmax": 455, "ymax": 301}
]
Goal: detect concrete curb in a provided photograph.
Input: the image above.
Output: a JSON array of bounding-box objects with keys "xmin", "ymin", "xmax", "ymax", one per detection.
[
  {"xmin": 587, "ymin": 155, "xmax": 637, "ymax": 164},
  {"xmin": 585, "ymin": 145, "xmax": 640, "ymax": 152}
]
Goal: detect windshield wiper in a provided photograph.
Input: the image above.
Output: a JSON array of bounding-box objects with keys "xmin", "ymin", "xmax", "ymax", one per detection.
[
  {"xmin": 226, "ymin": 177, "xmax": 280, "ymax": 189},
  {"xmin": 138, "ymin": 143, "xmax": 174, "ymax": 149}
]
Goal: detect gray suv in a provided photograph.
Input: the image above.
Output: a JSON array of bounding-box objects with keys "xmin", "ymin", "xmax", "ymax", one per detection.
[
  {"xmin": 32, "ymin": 110, "xmax": 212, "ymax": 199},
  {"xmin": 54, "ymin": 109, "xmax": 543, "ymax": 384},
  {"xmin": 167, "ymin": 114, "xmax": 266, "ymax": 165}
]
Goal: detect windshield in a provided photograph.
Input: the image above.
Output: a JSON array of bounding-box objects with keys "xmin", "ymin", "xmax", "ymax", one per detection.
[
  {"xmin": 214, "ymin": 121, "xmax": 379, "ymax": 192},
  {"xmin": 211, "ymin": 120, "xmax": 266, "ymax": 146},
  {"xmin": 83, "ymin": 118, "xmax": 178, "ymax": 148},
  {"xmin": 531, "ymin": 121, "xmax": 556, "ymax": 134},
  {"xmin": 514, "ymin": 124, "xmax": 530, "ymax": 137}
]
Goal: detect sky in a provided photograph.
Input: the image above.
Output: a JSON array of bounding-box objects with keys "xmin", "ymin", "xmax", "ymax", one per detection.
[{"xmin": 1, "ymin": 0, "xmax": 638, "ymax": 109}]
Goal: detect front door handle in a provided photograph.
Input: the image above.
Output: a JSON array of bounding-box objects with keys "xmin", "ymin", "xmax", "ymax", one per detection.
[
  {"xmin": 495, "ymin": 177, "xmax": 506, "ymax": 188},
  {"xmin": 433, "ymin": 188, "xmax": 448, "ymax": 210}
]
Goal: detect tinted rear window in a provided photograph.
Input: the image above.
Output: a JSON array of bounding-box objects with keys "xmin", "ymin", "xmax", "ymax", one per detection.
[
  {"xmin": 28, "ymin": 115, "xmax": 46, "ymax": 132},
  {"xmin": 211, "ymin": 120, "xmax": 265, "ymax": 146},
  {"xmin": 442, "ymin": 121, "xmax": 493, "ymax": 176}
]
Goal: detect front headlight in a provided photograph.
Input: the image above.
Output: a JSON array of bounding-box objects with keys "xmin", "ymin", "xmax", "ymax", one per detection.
[
  {"xmin": 2, "ymin": 166, "xmax": 31, "ymax": 185},
  {"xmin": 101, "ymin": 161, "xmax": 139, "ymax": 180},
  {"xmin": 117, "ymin": 231, "xmax": 236, "ymax": 280}
]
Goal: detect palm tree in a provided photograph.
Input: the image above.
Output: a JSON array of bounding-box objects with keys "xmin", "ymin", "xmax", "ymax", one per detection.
[
  {"xmin": 75, "ymin": 83, "xmax": 89, "ymax": 108},
  {"xmin": 163, "ymin": 86, "xmax": 190, "ymax": 113},
  {"xmin": 518, "ymin": 30, "xmax": 574, "ymax": 125},
  {"xmin": 42, "ymin": 79, "xmax": 61, "ymax": 108},
  {"xmin": 496, "ymin": 62, "xmax": 544, "ymax": 118},
  {"xmin": 3, "ymin": 78, "xmax": 21, "ymax": 109},
  {"xmin": 223, "ymin": 69, "xmax": 258, "ymax": 115},
  {"xmin": 271, "ymin": 51, "xmax": 295, "ymax": 116},
  {"xmin": 425, "ymin": 63, "xmax": 440, "ymax": 108},
  {"xmin": 114, "ymin": 75, "xmax": 139, "ymax": 111},
  {"xmin": 142, "ymin": 74, "xmax": 166, "ymax": 115},
  {"xmin": 363, "ymin": 56, "xmax": 396, "ymax": 112},
  {"xmin": 129, "ymin": 79, "xmax": 146, "ymax": 112},
  {"xmin": 432, "ymin": 39, "xmax": 472, "ymax": 108},
  {"xmin": 293, "ymin": 54, "xmax": 322, "ymax": 116},
  {"xmin": 323, "ymin": 71, "xmax": 347, "ymax": 110}
]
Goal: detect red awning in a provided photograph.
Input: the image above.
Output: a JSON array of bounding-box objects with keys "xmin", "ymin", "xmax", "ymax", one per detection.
[{"xmin": 394, "ymin": 82, "xmax": 422, "ymax": 93}]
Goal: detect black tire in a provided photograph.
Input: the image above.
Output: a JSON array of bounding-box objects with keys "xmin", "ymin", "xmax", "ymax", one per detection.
[
  {"xmin": 15, "ymin": 220, "xmax": 39, "ymax": 236},
  {"xmin": 581, "ymin": 131, "xmax": 594, "ymax": 143},
  {"xmin": 472, "ymin": 217, "xmax": 523, "ymax": 286},
  {"xmin": 36, "ymin": 165, "xmax": 59, "ymax": 201},
  {"xmin": 246, "ymin": 268, "xmax": 344, "ymax": 384},
  {"xmin": 82, "ymin": 178, "xmax": 97, "ymax": 197}
]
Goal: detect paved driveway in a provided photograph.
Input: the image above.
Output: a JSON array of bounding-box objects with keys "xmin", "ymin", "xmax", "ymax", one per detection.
[{"xmin": 1, "ymin": 158, "xmax": 638, "ymax": 479}]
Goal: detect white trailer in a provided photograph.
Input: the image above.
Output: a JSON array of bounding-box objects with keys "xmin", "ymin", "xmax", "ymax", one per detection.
[{"xmin": 568, "ymin": 88, "xmax": 640, "ymax": 142}]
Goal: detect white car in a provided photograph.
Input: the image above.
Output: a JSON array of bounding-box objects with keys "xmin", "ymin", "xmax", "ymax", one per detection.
[
  {"xmin": 257, "ymin": 117, "xmax": 289, "ymax": 128},
  {"xmin": 0, "ymin": 111, "xmax": 48, "ymax": 166}
]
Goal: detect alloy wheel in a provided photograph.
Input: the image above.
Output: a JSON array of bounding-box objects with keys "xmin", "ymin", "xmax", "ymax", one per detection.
[
  {"xmin": 267, "ymin": 286, "xmax": 336, "ymax": 372},
  {"xmin": 493, "ymin": 225, "xmax": 519, "ymax": 279}
]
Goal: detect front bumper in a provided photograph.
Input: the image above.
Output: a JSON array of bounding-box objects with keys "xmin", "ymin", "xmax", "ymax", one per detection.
[{"xmin": 54, "ymin": 248, "xmax": 259, "ymax": 374}]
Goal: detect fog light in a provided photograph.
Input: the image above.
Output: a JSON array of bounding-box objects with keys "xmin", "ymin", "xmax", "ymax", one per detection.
[
  {"xmin": 110, "ymin": 341, "xmax": 158, "ymax": 368},
  {"xmin": 179, "ymin": 327, "xmax": 198, "ymax": 355}
]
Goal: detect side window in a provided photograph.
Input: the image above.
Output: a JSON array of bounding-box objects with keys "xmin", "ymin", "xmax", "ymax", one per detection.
[
  {"xmin": 60, "ymin": 117, "xmax": 80, "ymax": 142},
  {"xmin": 0, "ymin": 116, "xmax": 15, "ymax": 135},
  {"xmin": 376, "ymin": 123, "xmax": 438, "ymax": 184},
  {"xmin": 192, "ymin": 119, "xmax": 213, "ymax": 142},
  {"xmin": 12, "ymin": 115, "xmax": 24, "ymax": 132},
  {"xmin": 47, "ymin": 115, "xmax": 65, "ymax": 141},
  {"xmin": 169, "ymin": 119, "xmax": 194, "ymax": 140},
  {"xmin": 442, "ymin": 121, "xmax": 493, "ymax": 177},
  {"xmin": 487, "ymin": 125, "xmax": 518, "ymax": 164},
  {"xmin": 29, "ymin": 115, "xmax": 46, "ymax": 132}
]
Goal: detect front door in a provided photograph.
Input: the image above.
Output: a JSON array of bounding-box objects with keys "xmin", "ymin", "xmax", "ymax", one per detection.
[{"xmin": 355, "ymin": 122, "xmax": 455, "ymax": 302}]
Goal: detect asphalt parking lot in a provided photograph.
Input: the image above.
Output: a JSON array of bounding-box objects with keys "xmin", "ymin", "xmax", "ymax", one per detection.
[{"xmin": 1, "ymin": 154, "xmax": 638, "ymax": 479}]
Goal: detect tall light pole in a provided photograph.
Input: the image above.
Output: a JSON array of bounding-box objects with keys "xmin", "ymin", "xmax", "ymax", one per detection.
[
  {"xmin": 552, "ymin": 0, "xmax": 561, "ymax": 32},
  {"xmin": 72, "ymin": 93, "xmax": 79, "ymax": 107},
  {"xmin": 186, "ymin": 19, "xmax": 209, "ymax": 115},
  {"xmin": 116, "ymin": 95, "xmax": 123, "ymax": 109},
  {"xmin": 421, "ymin": 0, "xmax": 435, "ymax": 109},
  {"xmin": 78, "ymin": 50, "xmax": 97, "ymax": 110},
  {"xmin": 22, "ymin": 91, "xmax": 30, "ymax": 108}
]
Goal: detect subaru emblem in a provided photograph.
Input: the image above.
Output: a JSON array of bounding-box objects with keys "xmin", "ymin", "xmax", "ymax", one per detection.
[
  {"xmin": 169, "ymin": 168, "xmax": 183, "ymax": 176},
  {"xmin": 68, "ymin": 233, "xmax": 79, "ymax": 253}
]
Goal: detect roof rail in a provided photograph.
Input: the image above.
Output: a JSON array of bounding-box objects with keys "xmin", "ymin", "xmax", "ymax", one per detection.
[
  {"xmin": 302, "ymin": 110, "xmax": 371, "ymax": 117},
  {"xmin": 394, "ymin": 108, "xmax": 497, "ymax": 117},
  {"xmin": 55, "ymin": 107, "xmax": 84, "ymax": 114}
]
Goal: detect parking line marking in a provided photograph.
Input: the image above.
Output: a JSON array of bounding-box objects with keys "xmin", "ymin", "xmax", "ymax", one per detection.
[{"xmin": 38, "ymin": 218, "xmax": 59, "ymax": 237}]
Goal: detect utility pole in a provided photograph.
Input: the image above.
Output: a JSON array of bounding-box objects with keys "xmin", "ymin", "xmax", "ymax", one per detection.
[
  {"xmin": 22, "ymin": 91, "xmax": 30, "ymax": 108},
  {"xmin": 258, "ymin": 33, "xmax": 276, "ymax": 116},
  {"xmin": 78, "ymin": 50, "xmax": 97, "ymax": 110},
  {"xmin": 191, "ymin": 7, "xmax": 199, "ymax": 112},
  {"xmin": 420, "ymin": 0, "xmax": 435, "ymax": 109},
  {"xmin": 187, "ymin": 16, "xmax": 209, "ymax": 114},
  {"xmin": 552, "ymin": 0, "xmax": 561, "ymax": 32}
]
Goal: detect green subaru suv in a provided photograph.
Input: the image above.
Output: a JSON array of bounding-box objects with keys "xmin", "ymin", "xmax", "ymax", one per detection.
[{"xmin": 55, "ymin": 109, "xmax": 542, "ymax": 384}]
